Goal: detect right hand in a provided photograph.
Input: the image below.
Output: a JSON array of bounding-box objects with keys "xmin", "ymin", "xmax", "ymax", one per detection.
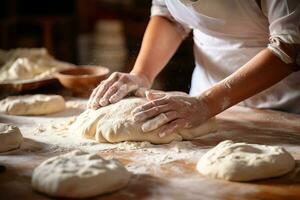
[{"xmin": 87, "ymin": 72, "xmax": 151, "ymax": 109}]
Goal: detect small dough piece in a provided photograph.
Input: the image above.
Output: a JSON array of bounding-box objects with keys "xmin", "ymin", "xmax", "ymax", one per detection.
[
  {"xmin": 31, "ymin": 150, "xmax": 131, "ymax": 198},
  {"xmin": 197, "ymin": 140, "xmax": 295, "ymax": 181},
  {"xmin": 0, "ymin": 123, "xmax": 23, "ymax": 152},
  {"xmin": 0, "ymin": 94, "xmax": 65, "ymax": 115},
  {"xmin": 71, "ymin": 97, "xmax": 218, "ymax": 144}
]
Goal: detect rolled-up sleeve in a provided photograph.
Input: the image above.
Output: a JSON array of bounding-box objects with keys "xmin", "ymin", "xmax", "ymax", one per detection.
[
  {"xmin": 151, "ymin": 0, "xmax": 191, "ymax": 38},
  {"xmin": 262, "ymin": 0, "xmax": 300, "ymax": 67}
]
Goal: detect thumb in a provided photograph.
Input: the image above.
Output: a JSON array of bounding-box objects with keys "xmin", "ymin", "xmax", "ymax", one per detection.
[
  {"xmin": 134, "ymin": 87, "xmax": 148, "ymax": 97},
  {"xmin": 146, "ymin": 90, "xmax": 166, "ymax": 101}
]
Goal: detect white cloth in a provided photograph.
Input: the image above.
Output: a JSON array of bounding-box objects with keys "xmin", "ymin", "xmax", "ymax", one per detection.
[{"xmin": 151, "ymin": 0, "xmax": 300, "ymax": 113}]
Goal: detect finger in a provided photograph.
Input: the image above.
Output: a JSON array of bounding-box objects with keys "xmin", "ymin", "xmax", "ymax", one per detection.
[
  {"xmin": 99, "ymin": 82, "xmax": 122, "ymax": 106},
  {"xmin": 135, "ymin": 89, "xmax": 162, "ymax": 98},
  {"xmin": 146, "ymin": 91, "xmax": 166, "ymax": 101},
  {"xmin": 87, "ymin": 85, "xmax": 99, "ymax": 109},
  {"xmin": 133, "ymin": 104, "xmax": 172, "ymax": 122},
  {"xmin": 88, "ymin": 83, "xmax": 105, "ymax": 109},
  {"xmin": 132, "ymin": 97, "xmax": 169, "ymax": 114},
  {"xmin": 141, "ymin": 111, "xmax": 178, "ymax": 132},
  {"xmin": 159, "ymin": 119, "xmax": 188, "ymax": 138},
  {"xmin": 87, "ymin": 81, "xmax": 107, "ymax": 108},
  {"xmin": 109, "ymin": 84, "xmax": 128, "ymax": 104},
  {"xmin": 91, "ymin": 73, "xmax": 119, "ymax": 108}
]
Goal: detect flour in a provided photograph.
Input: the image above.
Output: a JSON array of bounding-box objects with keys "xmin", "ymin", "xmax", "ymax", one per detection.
[
  {"xmin": 0, "ymin": 106, "xmax": 207, "ymax": 175},
  {"xmin": 1, "ymin": 99, "xmax": 299, "ymax": 181},
  {"xmin": 33, "ymin": 123, "xmax": 204, "ymax": 176}
]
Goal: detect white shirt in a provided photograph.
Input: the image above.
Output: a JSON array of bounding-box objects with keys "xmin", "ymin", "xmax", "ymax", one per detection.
[{"xmin": 151, "ymin": 0, "xmax": 300, "ymax": 113}]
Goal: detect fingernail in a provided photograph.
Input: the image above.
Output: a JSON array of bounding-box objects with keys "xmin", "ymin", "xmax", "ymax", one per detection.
[
  {"xmin": 99, "ymin": 98, "xmax": 108, "ymax": 106},
  {"xmin": 133, "ymin": 115, "xmax": 139, "ymax": 122},
  {"xmin": 91, "ymin": 104, "xmax": 99, "ymax": 110},
  {"xmin": 132, "ymin": 107, "xmax": 142, "ymax": 114},
  {"xmin": 147, "ymin": 92, "xmax": 165, "ymax": 100},
  {"xmin": 159, "ymin": 132, "xmax": 166, "ymax": 138},
  {"xmin": 109, "ymin": 96, "xmax": 117, "ymax": 103},
  {"xmin": 134, "ymin": 113, "xmax": 146, "ymax": 122}
]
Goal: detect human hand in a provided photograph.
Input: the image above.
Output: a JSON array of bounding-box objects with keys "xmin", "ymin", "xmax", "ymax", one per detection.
[
  {"xmin": 132, "ymin": 91, "xmax": 211, "ymax": 137},
  {"xmin": 87, "ymin": 72, "xmax": 151, "ymax": 109}
]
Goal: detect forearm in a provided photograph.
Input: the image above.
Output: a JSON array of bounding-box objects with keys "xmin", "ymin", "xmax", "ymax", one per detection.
[
  {"xmin": 130, "ymin": 16, "xmax": 184, "ymax": 84},
  {"xmin": 200, "ymin": 48, "xmax": 296, "ymax": 117}
]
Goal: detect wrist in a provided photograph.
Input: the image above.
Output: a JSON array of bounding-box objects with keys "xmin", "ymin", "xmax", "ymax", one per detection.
[
  {"xmin": 195, "ymin": 94, "xmax": 214, "ymax": 120},
  {"xmin": 130, "ymin": 69, "xmax": 152, "ymax": 88},
  {"xmin": 196, "ymin": 85, "xmax": 230, "ymax": 118}
]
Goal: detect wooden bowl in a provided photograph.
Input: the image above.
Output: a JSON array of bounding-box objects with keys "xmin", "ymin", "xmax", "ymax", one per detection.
[{"xmin": 55, "ymin": 66, "xmax": 110, "ymax": 97}]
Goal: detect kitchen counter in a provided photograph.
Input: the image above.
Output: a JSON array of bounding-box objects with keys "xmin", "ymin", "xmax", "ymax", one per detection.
[{"xmin": 0, "ymin": 99, "xmax": 299, "ymax": 200}]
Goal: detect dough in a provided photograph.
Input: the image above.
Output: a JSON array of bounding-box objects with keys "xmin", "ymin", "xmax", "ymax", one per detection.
[
  {"xmin": 0, "ymin": 94, "xmax": 65, "ymax": 116},
  {"xmin": 0, "ymin": 123, "xmax": 23, "ymax": 152},
  {"xmin": 0, "ymin": 48, "xmax": 74, "ymax": 83},
  {"xmin": 197, "ymin": 140, "xmax": 295, "ymax": 181},
  {"xmin": 71, "ymin": 97, "xmax": 217, "ymax": 144},
  {"xmin": 31, "ymin": 150, "xmax": 131, "ymax": 198}
]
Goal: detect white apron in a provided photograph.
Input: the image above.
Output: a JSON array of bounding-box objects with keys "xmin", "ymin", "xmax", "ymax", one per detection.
[{"xmin": 164, "ymin": 0, "xmax": 300, "ymax": 113}]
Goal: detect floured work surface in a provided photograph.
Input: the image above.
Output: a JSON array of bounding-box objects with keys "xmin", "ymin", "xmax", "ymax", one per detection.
[{"xmin": 0, "ymin": 99, "xmax": 300, "ymax": 200}]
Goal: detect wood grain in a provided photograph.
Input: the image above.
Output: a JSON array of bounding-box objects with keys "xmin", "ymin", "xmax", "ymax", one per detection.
[{"xmin": 0, "ymin": 106, "xmax": 300, "ymax": 200}]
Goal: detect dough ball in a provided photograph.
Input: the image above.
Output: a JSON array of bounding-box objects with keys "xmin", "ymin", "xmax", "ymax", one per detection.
[
  {"xmin": 0, "ymin": 123, "xmax": 23, "ymax": 152},
  {"xmin": 31, "ymin": 150, "xmax": 131, "ymax": 198},
  {"xmin": 71, "ymin": 97, "xmax": 217, "ymax": 144},
  {"xmin": 0, "ymin": 94, "xmax": 65, "ymax": 115},
  {"xmin": 197, "ymin": 140, "xmax": 295, "ymax": 181}
]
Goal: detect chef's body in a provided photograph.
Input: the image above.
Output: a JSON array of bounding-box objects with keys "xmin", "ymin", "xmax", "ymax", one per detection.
[{"xmin": 88, "ymin": 0, "xmax": 300, "ymax": 137}]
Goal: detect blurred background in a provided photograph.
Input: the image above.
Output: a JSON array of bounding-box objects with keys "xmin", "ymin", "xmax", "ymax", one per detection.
[{"xmin": 0, "ymin": 0, "xmax": 194, "ymax": 92}]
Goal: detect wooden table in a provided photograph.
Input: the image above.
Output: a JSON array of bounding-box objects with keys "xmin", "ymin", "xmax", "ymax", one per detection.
[{"xmin": 0, "ymin": 105, "xmax": 300, "ymax": 200}]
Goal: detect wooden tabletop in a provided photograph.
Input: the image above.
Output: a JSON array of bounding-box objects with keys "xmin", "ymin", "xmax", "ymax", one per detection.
[{"xmin": 0, "ymin": 105, "xmax": 300, "ymax": 200}]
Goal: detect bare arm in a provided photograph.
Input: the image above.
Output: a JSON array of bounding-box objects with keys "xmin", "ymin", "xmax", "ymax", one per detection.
[
  {"xmin": 88, "ymin": 16, "xmax": 184, "ymax": 109},
  {"xmin": 201, "ymin": 48, "xmax": 296, "ymax": 118},
  {"xmin": 130, "ymin": 16, "xmax": 184, "ymax": 84},
  {"xmin": 132, "ymin": 48, "xmax": 297, "ymax": 136}
]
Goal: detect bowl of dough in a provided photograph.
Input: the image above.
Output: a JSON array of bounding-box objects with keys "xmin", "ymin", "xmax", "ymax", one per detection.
[{"xmin": 55, "ymin": 66, "xmax": 110, "ymax": 97}]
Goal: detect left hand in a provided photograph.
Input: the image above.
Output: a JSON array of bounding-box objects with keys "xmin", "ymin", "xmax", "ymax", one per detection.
[{"xmin": 132, "ymin": 91, "xmax": 211, "ymax": 137}]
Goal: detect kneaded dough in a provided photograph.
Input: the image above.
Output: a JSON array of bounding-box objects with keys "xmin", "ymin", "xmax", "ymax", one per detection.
[
  {"xmin": 31, "ymin": 150, "xmax": 131, "ymax": 198},
  {"xmin": 0, "ymin": 123, "xmax": 23, "ymax": 152},
  {"xmin": 197, "ymin": 140, "xmax": 295, "ymax": 181},
  {"xmin": 0, "ymin": 94, "xmax": 65, "ymax": 116},
  {"xmin": 71, "ymin": 97, "xmax": 218, "ymax": 144}
]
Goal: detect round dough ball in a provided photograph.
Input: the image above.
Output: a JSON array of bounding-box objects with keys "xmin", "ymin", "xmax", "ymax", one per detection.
[
  {"xmin": 197, "ymin": 140, "xmax": 295, "ymax": 181},
  {"xmin": 31, "ymin": 150, "xmax": 131, "ymax": 198},
  {"xmin": 0, "ymin": 123, "xmax": 23, "ymax": 152},
  {"xmin": 0, "ymin": 94, "xmax": 65, "ymax": 116}
]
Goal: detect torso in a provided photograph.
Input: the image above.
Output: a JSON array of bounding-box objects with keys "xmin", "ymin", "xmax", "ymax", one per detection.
[{"xmin": 165, "ymin": 0, "xmax": 300, "ymax": 113}]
